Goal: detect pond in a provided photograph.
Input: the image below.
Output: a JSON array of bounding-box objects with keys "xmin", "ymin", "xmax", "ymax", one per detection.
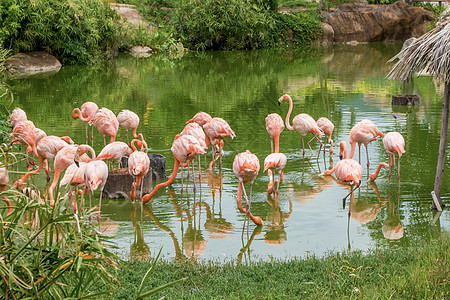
[{"xmin": 5, "ymin": 43, "xmax": 449, "ymax": 262}]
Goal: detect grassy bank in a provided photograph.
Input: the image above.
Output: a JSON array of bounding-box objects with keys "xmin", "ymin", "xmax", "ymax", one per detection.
[{"xmin": 111, "ymin": 234, "xmax": 449, "ymax": 299}]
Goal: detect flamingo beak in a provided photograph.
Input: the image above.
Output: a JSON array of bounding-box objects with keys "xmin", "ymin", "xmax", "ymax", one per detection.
[
  {"xmin": 74, "ymin": 151, "xmax": 80, "ymax": 167},
  {"xmin": 339, "ymin": 155, "xmax": 343, "ymax": 160}
]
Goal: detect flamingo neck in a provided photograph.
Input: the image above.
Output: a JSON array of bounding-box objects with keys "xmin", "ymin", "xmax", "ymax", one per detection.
[
  {"xmin": 236, "ymin": 181, "xmax": 263, "ymax": 225},
  {"xmin": 348, "ymin": 141, "xmax": 356, "ymax": 159},
  {"xmin": 369, "ymin": 162, "xmax": 389, "ymax": 181},
  {"xmin": 109, "ymin": 134, "xmax": 116, "ymax": 144},
  {"xmin": 132, "ymin": 127, "xmax": 139, "ymax": 138},
  {"xmin": 72, "ymin": 108, "xmax": 91, "ymax": 122},
  {"xmin": 274, "ymin": 135, "xmax": 280, "ymax": 153},
  {"xmin": 142, "ymin": 158, "xmax": 180, "ymax": 204},
  {"xmin": 284, "ymin": 96, "xmax": 294, "ymax": 131}
]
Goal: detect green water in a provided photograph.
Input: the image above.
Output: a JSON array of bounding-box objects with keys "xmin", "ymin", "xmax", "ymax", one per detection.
[{"xmin": 5, "ymin": 43, "xmax": 449, "ymax": 261}]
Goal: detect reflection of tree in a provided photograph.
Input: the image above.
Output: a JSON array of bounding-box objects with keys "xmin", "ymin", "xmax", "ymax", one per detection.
[{"xmin": 130, "ymin": 204, "xmax": 150, "ymax": 261}]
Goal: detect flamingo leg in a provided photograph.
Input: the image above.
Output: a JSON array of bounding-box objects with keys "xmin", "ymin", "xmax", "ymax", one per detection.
[
  {"xmin": 91, "ymin": 125, "xmax": 94, "ymax": 147},
  {"xmin": 181, "ymin": 165, "xmax": 184, "ymax": 193},
  {"xmin": 193, "ymin": 160, "xmax": 197, "ymax": 192},
  {"xmin": 219, "ymin": 142, "xmax": 223, "ymax": 170},
  {"xmin": 140, "ymin": 175, "xmax": 144, "ymax": 203},
  {"xmin": 198, "ymin": 156, "xmax": 202, "ymax": 192},
  {"xmin": 301, "ymin": 136, "xmax": 305, "ymax": 159},
  {"xmin": 89, "ymin": 190, "xmax": 92, "ymax": 222},
  {"xmin": 365, "ymin": 145, "xmax": 370, "ymax": 168},
  {"xmin": 397, "ymin": 156, "xmax": 401, "ymax": 183},
  {"xmin": 342, "ymin": 185, "xmax": 359, "ymax": 208},
  {"xmin": 98, "ymin": 188, "xmax": 103, "ymax": 222},
  {"xmin": 210, "ymin": 138, "xmax": 215, "ymax": 169},
  {"xmin": 85, "ymin": 123, "xmax": 88, "ymax": 144},
  {"xmin": 358, "ymin": 144, "xmax": 362, "ymax": 164}
]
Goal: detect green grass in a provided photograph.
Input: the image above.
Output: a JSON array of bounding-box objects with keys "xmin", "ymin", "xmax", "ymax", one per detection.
[{"xmin": 110, "ymin": 234, "xmax": 449, "ymax": 299}]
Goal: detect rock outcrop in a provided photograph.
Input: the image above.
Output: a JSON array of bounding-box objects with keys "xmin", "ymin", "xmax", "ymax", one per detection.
[{"xmin": 323, "ymin": 2, "xmax": 434, "ymax": 44}]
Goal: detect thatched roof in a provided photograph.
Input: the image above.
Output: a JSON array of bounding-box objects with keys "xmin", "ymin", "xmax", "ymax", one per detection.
[{"xmin": 388, "ymin": 21, "xmax": 450, "ymax": 84}]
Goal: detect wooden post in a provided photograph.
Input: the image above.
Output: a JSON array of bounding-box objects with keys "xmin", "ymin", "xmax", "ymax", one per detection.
[{"xmin": 432, "ymin": 83, "xmax": 449, "ymax": 209}]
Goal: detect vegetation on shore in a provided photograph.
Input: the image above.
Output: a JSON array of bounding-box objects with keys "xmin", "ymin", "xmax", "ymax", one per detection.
[{"xmin": 110, "ymin": 234, "xmax": 449, "ymax": 299}]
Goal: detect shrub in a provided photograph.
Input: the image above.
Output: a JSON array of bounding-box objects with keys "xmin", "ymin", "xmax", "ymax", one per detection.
[
  {"xmin": 171, "ymin": 0, "xmax": 275, "ymax": 50},
  {"xmin": 0, "ymin": 0, "xmax": 126, "ymax": 65}
]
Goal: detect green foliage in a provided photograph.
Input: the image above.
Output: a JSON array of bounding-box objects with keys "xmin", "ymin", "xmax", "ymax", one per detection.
[
  {"xmin": 0, "ymin": 0, "xmax": 126, "ymax": 65},
  {"xmin": 366, "ymin": 0, "xmax": 396, "ymax": 4},
  {"xmin": 251, "ymin": 0, "xmax": 280, "ymax": 11},
  {"xmin": 171, "ymin": 0, "xmax": 275, "ymax": 50},
  {"xmin": 268, "ymin": 10, "xmax": 323, "ymax": 47},
  {"xmin": 0, "ymin": 183, "xmax": 121, "ymax": 298}
]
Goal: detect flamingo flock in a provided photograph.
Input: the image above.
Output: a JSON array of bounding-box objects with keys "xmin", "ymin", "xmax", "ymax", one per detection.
[
  {"xmin": 1, "ymin": 94, "xmax": 406, "ymax": 227},
  {"xmin": 3, "ymin": 104, "xmax": 149, "ymax": 220}
]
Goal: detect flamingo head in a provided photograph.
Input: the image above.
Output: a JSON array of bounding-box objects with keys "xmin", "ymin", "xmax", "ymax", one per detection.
[{"xmin": 278, "ymin": 94, "xmax": 291, "ymax": 105}]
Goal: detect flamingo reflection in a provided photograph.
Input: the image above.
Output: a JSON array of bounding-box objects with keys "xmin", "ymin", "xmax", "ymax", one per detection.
[
  {"xmin": 195, "ymin": 201, "xmax": 233, "ymax": 240},
  {"xmin": 237, "ymin": 226, "xmax": 262, "ymax": 264},
  {"xmin": 130, "ymin": 204, "xmax": 150, "ymax": 260},
  {"xmin": 264, "ymin": 194, "xmax": 293, "ymax": 245}
]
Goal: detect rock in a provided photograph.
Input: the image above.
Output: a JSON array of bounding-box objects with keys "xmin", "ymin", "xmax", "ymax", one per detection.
[
  {"xmin": 392, "ymin": 94, "xmax": 420, "ymax": 105},
  {"xmin": 103, "ymin": 168, "xmax": 152, "ymax": 199},
  {"xmin": 320, "ymin": 23, "xmax": 335, "ymax": 44},
  {"xmin": 129, "ymin": 46, "xmax": 153, "ymax": 58},
  {"xmin": 4, "ymin": 51, "xmax": 62, "ymax": 78},
  {"xmin": 110, "ymin": 3, "xmax": 149, "ymax": 28},
  {"xmin": 323, "ymin": 2, "xmax": 434, "ymax": 44},
  {"xmin": 121, "ymin": 153, "xmax": 166, "ymax": 181}
]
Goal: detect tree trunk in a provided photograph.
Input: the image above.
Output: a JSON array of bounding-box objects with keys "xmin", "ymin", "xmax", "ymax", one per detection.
[{"xmin": 432, "ymin": 83, "xmax": 449, "ymax": 209}]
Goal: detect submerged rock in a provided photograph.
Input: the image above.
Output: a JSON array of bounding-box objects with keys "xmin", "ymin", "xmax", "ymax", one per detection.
[{"xmin": 103, "ymin": 168, "xmax": 153, "ymax": 199}]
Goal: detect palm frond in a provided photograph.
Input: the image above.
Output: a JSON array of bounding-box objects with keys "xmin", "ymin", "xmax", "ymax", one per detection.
[{"xmin": 388, "ymin": 22, "xmax": 450, "ymax": 84}]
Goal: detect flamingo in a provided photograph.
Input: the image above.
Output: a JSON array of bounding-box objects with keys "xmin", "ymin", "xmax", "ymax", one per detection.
[
  {"xmin": 117, "ymin": 109, "xmax": 140, "ymax": 145},
  {"xmin": 96, "ymin": 141, "xmax": 132, "ymax": 170},
  {"xmin": 84, "ymin": 160, "xmax": 108, "ymax": 221},
  {"xmin": 265, "ymin": 113, "xmax": 284, "ymax": 153},
  {"xmin": 177, "ymin": 122, "xmax": 208, "ymax": 188},
  {"xmin": 314, "ymin": 117, "xmax": 334, "ymax": 156},
  {"xmin": 90, "ymin": 107, "xmax": 119, "ymax": 146},
  {"xmin": 142, "ymin": 134, "xmax": 207, "ymax": 204},
  {"xmin": 278, "ymin": 94, "xmax": 323, "ymax": 159},
  {"xmin": 128, "ymin": 139, "xmax": 150, "ymax": 203},
  {"xmin": 10, "ymin": 120, "xmax": 39, "ymax": 158},
  {"xmin": 233, "ymin": 150, "xmax": 262, "ymax": 226},
  {"xmin": 187, "ymin": 112, "xmax": 212, "ymax": 126},
  {"xmin": 14, "ymin": 135, "xmax": 73, "ymax": 187},
  {"xmin": 72, "ymin": 101, "xmax": 99, "ymax": 145},
  {"xmin": 369, "ymin": 132, "xmax": 405, "ymax": 183},
  {"xmin": 8, "ymin": 108, "xmax": 27, "ymax": 128},
  {"xmin": 0, "ymin": 165, "xmax": 11, "ymax": 215},
  {"xmin": 49, "ymin": 145, "xmax": 95, "ymax": 204},
  {"xmin": 348, "ymin": 119, "xmax": 384, "ymax": 167},
  {"xmin": 60, "ymin": 162, "xmax": 88, "ymax": 213},
  {"xmin": 263, "ymin": 153, "xmax": 287, "ymax": 196},
  {"xmin": 203, "ymin": 117, "xmax": 235, "ymax": 168},
  {"xmin": 321, "ymin": 141, "xmax": 363, "ymax": 203}
]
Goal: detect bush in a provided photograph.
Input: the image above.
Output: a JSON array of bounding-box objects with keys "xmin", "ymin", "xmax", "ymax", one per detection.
[
  {"xmin": 171, "ymin": 0, "xmax": 275, "ymax": 50},
  {"xmin": 0, "ymin": 0, "xmax": 126, "ymax": 65}
]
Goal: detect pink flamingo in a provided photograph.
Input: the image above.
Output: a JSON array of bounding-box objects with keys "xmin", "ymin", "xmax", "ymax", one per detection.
[
  {"xmin": 14, "ymin": 135, "xmax": 73, "ymax": 187},
  {"xmin": 176, "ymin": 122, "xmax": 208, "ymax": 191},
  {"xmin": 0, "ymin": 166, "xmax": 11, "ymax": 215},
  {"xmin": 49, "ymin": 145, "xmax": 95, "ymax": 205},
  {"xmin": 90, "ymin": 107, "xmax": 119, "ymax": 146},
  {"xmin": 278, "ymin": 94, "xmax": 323, "ymax": 159},
  {"xmin": 264, "ymin": 152, "xmax": 287, "ymax": 196},
  {"xmin": 265, "ymin": 113, "xmax": 285, "ymax": 153},
  {"xmin": 233, "ymin": 150, "xmax": 263, "ymax": 226},
  {"xmin": 348, "ymin": 119, "xmax": 384, "ymax": 167},
  {"xmin": 84, "ymin": 160, "xmax": 108, "ymax": 221},
  {"xmin": 96, "ymin": 141, "xmax": 132, "ymax": 169},
  {"xmin": 142, "ymin": 134, "xmax": 207, "ymax": 204},
  {"xmin": 203, "ymin": 117, "xmax": 235, "ymax": 168},
  {"xmin": 187, "ymin": 112, "xmax": 212, "ymax": 126},
  {"xmin": 10, "ymin": 120, "xmax": 39, "ymax": 158},
  {"xmin": 8, "ymin": 108, "xmax": 27, "ymax": 128},
  {"xmin": 321, "ymin": 141, "xmax": 363, "ymax": 202},
  {"xmin": 117, "ymin": 109, "xmax": 140, "ymax": 145},
  {"xmin": 369, "ymin": 132, "xmax": 405, "ymax": 182},
  {"xmin": 60, "ymin": 162, "xmax": 88, "ymax": 213},
  {"xmin": 129, "ymin": 139, "xmax": 150, "ymax": 203},
  {"xmin": 72, "ymin": 102, "xmax": 99, "ymax": 145},
  {"xmin": 315, "ymin": 117, "xmax": 334, "ymax": 156}
]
